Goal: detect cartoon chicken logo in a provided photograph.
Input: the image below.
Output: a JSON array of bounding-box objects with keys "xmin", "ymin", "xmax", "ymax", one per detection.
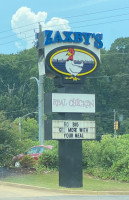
[
  {"xmin": 65, "ymin": 48, "xmax": 83, "ymax": 81},
  {"xmin": 48, "ymin": 46, "xmax": 97, "ymax": 82}
]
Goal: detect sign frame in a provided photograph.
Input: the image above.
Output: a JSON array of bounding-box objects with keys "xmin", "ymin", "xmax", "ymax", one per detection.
[
  {"xmin": 52, "ymin": 120, "xmax": 96, "ymax": 140},
  {"xmin": 44, "ymin": 120, "xmax": 96, "ymax": 140},
  {"xmin": 52, "ymin": 93, "xmax": 95, "ymax": 113}
]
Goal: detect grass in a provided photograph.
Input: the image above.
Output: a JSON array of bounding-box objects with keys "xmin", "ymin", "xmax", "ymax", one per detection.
[{"xmin": 1, "ymin": 172, "xmax": 129, "ymax": 191}]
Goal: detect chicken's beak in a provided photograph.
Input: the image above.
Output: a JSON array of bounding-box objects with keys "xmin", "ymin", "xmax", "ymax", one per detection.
[{"xmin": 66, "ymin": 52, "xmax": 72, "ymax": 56}]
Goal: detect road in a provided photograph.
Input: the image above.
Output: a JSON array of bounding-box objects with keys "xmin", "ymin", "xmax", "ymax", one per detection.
[{"xmin": 0, "ymin": 183, "xmax": 129, "ymax": 200}]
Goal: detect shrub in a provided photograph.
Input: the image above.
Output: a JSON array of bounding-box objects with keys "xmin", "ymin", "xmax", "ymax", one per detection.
[
  {"xmin": 83, "ymin": 134, "xmax": 129, "ymax": 182},
  {"xmin": 82, "ymin": 140, "xmax": 101, "ymax": 169},
  {"xmin": 37, "ymin": 140, "xmax": 59, "ymax": 170},
  {"xmin": 17, "ymin": 139, "xmax": 40, "ymax": 155},
  {"xmin": 0, "ymin": 112, "xmax": 21, "ymax": 167},
  {"xmin": 20, "ymin": 155, "xmax": 36, "ymax": 168},
  {"xmin": 99, "ymin": 135, "xmax": 116, "ymax": 169},
  {"xmin": 110, "ymin": 155, "xmax": 129, "ymax": 181},
  {"xmin": 38, "ymin": 149, "xmax": 58, "ymax": 169}
]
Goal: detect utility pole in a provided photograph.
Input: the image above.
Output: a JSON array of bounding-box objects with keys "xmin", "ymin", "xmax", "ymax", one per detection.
[{"xmin": 37, "ymin": 24, "xmax": 45, "ymax": 145}]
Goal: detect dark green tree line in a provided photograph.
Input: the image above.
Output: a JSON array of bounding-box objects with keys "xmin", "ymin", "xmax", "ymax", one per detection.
[{"xmin": 0, "ymin": 38, "xmax": 129, "ymax": 137}]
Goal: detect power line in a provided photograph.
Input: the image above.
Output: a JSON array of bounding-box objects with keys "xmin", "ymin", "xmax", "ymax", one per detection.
[
  {"xmin": 86, "ymin": 73, "xmax": 129, "ymax": 79},
  {"xmin": 65, "ymin": 6, "xmax": 129, "ymax": 19},
  {"xmin": 72, "ymin": 18, "xmax": 129, "ymax": 30},
  {"xmin": 0, "ymin": 28, "xmax": 36, "ymax": 40},
  {"xmin": 0, "ymin": 5, "xmax": 129, "ymax": 35},
  {"xmin": 0, "ymin": 15, "xmax": 129, "ymax": 47},
  {"xmin": 1, "ymin": 108, "xmax": 38, "ymax": 114},
  {"xmin": 0, "ymin": 10, "xmax": 129, "ymax": 42},
  {"xmin": 0, "ymin": 35, "xmax": 35, "ymax": 46},
  {"xmin": 2, "ymin": 109, "xmax": 129, "ymax": 116},
  {"xmin": 101, "ymin": 53, "xmax": 129, "ymax": 55},
  {"xmin": 70, "ymin": 12, "xmax": 129, "ymax": 24},
  {"xmin": 0, "ymin": 9, "xmax": 128, "ymax": 47},
  {"xmin": 0, "ymin": 6, "xmax": 128, "ymax": 47}
]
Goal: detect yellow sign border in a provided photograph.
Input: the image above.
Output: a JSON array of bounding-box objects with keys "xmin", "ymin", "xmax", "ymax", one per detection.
[{"xmin": 50, "ymin": 48, "xmax": 98, "ymax": 76}]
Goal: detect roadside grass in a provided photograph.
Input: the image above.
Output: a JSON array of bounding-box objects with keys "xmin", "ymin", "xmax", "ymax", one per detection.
[{"xmin": 1, "ymin": 172, "xmax": 129, "ymax": 191}]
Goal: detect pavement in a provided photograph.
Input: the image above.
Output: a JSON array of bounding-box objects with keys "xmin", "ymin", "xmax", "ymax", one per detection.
[{"xmin": 0, "ymin": 180, "xmax": 129, "ymax": 196}]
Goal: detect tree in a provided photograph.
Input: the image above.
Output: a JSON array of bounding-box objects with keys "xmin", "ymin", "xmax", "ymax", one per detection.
[
  {"xmin": 0, "ymin": 112, "xmax": 20, "ymax": 166},
  {"xmin": 1, "ymin": 38, "xmax": 129, "ymax": 136},
  {"xmin": 118, "ymin": 118, "xmax": 129, "ymax": 135},
  {"xmin": 83, "ymin": 37, "xmax": 129, "ymax": 136},
  {"xmin": 14, "ymin": 117, "xmax": 38, "ymax": 141},
  {"xmin": 110, "ymin": 37, "xmax": 129, "ymax": 53}
]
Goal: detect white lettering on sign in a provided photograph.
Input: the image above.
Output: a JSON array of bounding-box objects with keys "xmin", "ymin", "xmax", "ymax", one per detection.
[
  {"xmin": 52, "ymin": 120, "xmax": 96, "ymax": 140},
  {"xmin": 52, "ymin": 93, "xmax": 95, "ymax": 113}
]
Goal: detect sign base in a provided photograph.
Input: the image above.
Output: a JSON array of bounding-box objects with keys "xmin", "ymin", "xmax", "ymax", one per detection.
[{"xmin": 59, "ymin": 140, "xmax": 82, "ymax": 188}]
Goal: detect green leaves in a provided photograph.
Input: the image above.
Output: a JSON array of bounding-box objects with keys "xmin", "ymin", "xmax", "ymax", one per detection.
[
  {"xmin": 83, "ymin": 134, "xmax": 129, "ymax": 182},
  {"xmin": 20, "ymin": 155, "xmax": 36, "ymax": 169},
  {"xmin": 0, "ymin": 112, "xmax": 39, "ymax": 167},
  {"xmin": 0, "ymin": 112, "xmax": 21, "ymax": 166},
  {"xmin": 14, "ymin": 117, "xmax": 38, "ymax": 141}
]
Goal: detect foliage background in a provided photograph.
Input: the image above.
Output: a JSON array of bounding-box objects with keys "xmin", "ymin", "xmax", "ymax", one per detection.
[
  {"xmin": 83, "ymin": 134, "xmax": 129, "ymax": 182},
  {"xmin": 1, "ymin": 39, "xmax": 129, "ymax": 138},
  {"xmin": 1, "ymin": 37, "xmax": 129, "ymax": 182}
]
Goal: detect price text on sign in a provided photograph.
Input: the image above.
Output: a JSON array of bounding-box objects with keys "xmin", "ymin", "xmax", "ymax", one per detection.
[{"xmin": 52, "ymin": 120, "xmax": 96, "ymax": 140}]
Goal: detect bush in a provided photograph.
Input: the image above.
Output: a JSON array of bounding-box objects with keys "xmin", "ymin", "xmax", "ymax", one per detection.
[
  {"xmin": 38, "ymin": 149, "xmax": 58, "ymax": 169},
  {"xmin": 0, "ymin": 112, "xmax": 21, "ymax": 167},
  {"xmin": 83, "ymin": 134, "xmax": 129, "ymax": 182},
  {"xmin": 82, "ymin": 140, "xmax": 101, "ymax": 169},
  {"xmin": 20, "ymin": 155, "xmax": 36, "ymax": 168},
  {"xmin": 38, "ymin": 141, "xmax": 58, "ymax": 169},
  {"xmin": 17, "ymin": 139, "xmax": 40, "ymax": 155}
]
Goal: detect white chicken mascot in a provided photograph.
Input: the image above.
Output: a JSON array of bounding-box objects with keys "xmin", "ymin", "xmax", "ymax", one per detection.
[{"xmin": 65, "ymin": 48, "xmax": 83, "ymax": 81}]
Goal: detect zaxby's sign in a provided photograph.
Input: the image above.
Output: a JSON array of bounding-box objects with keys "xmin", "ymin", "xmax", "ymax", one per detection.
[
  {"xmin": 37, "ymin": 30, "xmax": 103, "ymax": 82},
  {"xmin": 44, "ymin": 30, "xmax": 103, "ymax": 48}
]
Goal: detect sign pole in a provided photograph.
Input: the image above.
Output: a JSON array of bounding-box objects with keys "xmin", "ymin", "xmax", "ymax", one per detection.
[
  {"xmin": 58, "ymin": 85, "xmax": 83, "ymax": 188},
  {"xmin": 59, "ymin": 139, "xmax": 82, "ymax": 187},
  {"xmin": 36, "ymin": 29, "xmax": 103, "ymax": 188}
]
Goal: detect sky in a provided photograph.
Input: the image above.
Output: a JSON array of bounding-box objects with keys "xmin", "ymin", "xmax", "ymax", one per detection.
[{"xmin": 0, "ymin": 0, "xmax": 129, "ymax": 54}]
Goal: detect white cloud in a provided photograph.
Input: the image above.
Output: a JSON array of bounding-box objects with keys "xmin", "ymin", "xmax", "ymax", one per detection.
[
  {"xmin": 15, "ymin": 41, "xmax": 23, "ymax": 50},
  {"xmin": 11, "ymin": 7, "xmax": 71, "ymax": 50},
  {"xmin": 45, "ymin": 17, "xmax": 70, "ymax": 31}
]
